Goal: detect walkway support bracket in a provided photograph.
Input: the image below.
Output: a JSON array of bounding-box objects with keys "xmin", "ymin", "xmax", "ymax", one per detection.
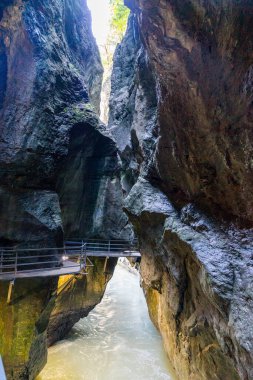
[
  {"xmin": 7, "ymin": 280, "xmax": 14, "ymax": 304},
  {"xmin": 103, "ymin": 256, "xmax": 109, "ymax": 274}
]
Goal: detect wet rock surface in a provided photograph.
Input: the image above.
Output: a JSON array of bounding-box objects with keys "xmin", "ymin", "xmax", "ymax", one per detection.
[
  {"xmin": 125, "ymin": 179, "xmax": 253, "ymax": 380},
  {"xmin": 109, "ymin": 2, "xmax": 253, "ymax": 379}
]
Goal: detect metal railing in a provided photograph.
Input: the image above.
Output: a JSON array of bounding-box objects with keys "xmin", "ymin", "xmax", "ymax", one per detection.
[
  {"xmin": 0, "ymin": 240, "xmax": 140, "ymax": 279},
  {"xmin": 0, "ymin": 242, "xmax": 87, "ymax": 278},
  {"xmin": 65, "ymin": 239, "xmax": 139, "ymax": 256}
]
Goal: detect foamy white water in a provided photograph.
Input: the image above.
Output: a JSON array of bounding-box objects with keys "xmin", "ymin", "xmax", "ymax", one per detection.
[{"xmin": 38, "ymin": 264, "xmax": 175, "ymax": 380}]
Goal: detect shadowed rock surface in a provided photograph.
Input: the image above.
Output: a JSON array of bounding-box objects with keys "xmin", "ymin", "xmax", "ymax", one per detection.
[
  {"xmin": 0, "ymin": 0, "xmax": 103, "ymax": 250},
  {"xmin": 57, "ymin": 106, "xmax": 132, "ymax": 240},
  {"xmin": 109, "ymin": 2, "xmax": 253, "ymax": 379}
]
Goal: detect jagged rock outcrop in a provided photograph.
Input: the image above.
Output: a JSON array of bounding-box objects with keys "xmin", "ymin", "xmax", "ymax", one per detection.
[
  {"xmin": 109, "ymin": 2, "xmax": 253, "ymax": 380},
  {"xmin": 125, "ymin": 179, "xmax": 252, "ymax": 380},
  {"xmin": 0, "ymin": 0, "xmax": 127, "ymax": 378}
]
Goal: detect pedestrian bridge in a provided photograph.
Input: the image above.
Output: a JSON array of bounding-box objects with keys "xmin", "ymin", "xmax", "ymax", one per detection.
[{"xmin": 0, "ymin": 240, "xmax": 140, "ymax": 281}]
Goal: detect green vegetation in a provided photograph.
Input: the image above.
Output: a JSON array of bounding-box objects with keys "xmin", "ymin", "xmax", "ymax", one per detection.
[
  {"xmin": 99, "ymin": 0, "xmax": 129, "ymax": 123},
  {"xmin": 100, "ymin": 0, "xmax": 129, "ymax": 69},
  {"xmin": 109, "ymin": 0, "xmax": 130, "ymax": 41}
]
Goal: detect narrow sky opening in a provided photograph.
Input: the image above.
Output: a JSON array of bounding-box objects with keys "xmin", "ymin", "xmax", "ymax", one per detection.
[{"xmin": 87, "ymin": 0, "xmax": 111, "ymax": 47}]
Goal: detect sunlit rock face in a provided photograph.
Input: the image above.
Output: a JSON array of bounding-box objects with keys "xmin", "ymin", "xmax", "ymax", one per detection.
[
  {"xmin": 100, "ymin": 63, "xmax": 113, "ymax": 124},
  {"xmin": 0, "ymin": 0, "xmax": 127, "ymax": 378},
  {"xmin": 109, "ymin": 2, "xmax": 253, "ymax": 379}
]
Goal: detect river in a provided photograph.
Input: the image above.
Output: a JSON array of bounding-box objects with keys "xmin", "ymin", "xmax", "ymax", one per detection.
[{"xmin": 38, "ymin": 263, "xmax": 175, "ymax": 380}]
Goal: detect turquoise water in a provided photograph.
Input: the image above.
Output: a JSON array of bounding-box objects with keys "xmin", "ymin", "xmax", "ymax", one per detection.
[{"xmin": 38, "ymin": 264, "xmax": 175, "ymax": 380}]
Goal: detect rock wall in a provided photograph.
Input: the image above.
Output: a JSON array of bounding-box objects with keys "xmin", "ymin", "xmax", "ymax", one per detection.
[
  {"xmin": 109, "ymin": 2, "xmax": 253, "ymax": 380},
  {"xmin": 0, "ymin": 0, "xmax": 127, "ymax": 378},
  {"xmin": 0, "ymin": 278, "xmax": 57, "ymax": 379},
  {"xmin": 0, "ymin": 0, "xmax": 102, "ymax": 249},
  {"xmin": 123, "ymin": 0, "xmax": 253, "ymax": 224},
  {"xmin": 57, "ymin": 106, "xmax": 131, "ymax": 240}
]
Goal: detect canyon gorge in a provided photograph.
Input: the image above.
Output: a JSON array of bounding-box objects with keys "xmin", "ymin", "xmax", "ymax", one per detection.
[{"xmin": 0, "ymin": 0, "xmax": 253, "ymax": 380}]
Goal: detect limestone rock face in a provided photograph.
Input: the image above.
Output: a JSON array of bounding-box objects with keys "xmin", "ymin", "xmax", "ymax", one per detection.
[
  {"xmin": 124, "ymin": 0, "xmax": 253, "ymax": 224},
  {"xmin": 125, "ymin": 179, "xmax": 252, "ymax": 380},
  {"xmin": 0, "ymin": 0, "xmax": 103, "ymax": 249},
  {"xmin": 109, "ymin": 14, "xmax": 158, "ymax": 194},
  {"xmin": 109, "ymin": 3, "xmax": 253, "ymax": 380},
  {"xmin": 0, "ymin": 0, "xmax": 126, "ymax": 378}
]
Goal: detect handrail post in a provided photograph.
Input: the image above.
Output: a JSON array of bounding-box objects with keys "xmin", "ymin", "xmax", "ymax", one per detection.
[
  {"xmin": 108, "ymin": 240, "xmax": 110, "ymax": 254},
  {"xmin": 84, "ymin": 242, "xmax": 87, "ymax": 270},
  {"xmin": 14, "ymin": 250, "xmax": 18, "ymax": 277},
  {"xmin": 80, "ymin": 240, "xmax": 83, "ymax": 270},
  {"xmin": 0, "ymin": 250, "xmax": 3, "ymax": 273}
]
